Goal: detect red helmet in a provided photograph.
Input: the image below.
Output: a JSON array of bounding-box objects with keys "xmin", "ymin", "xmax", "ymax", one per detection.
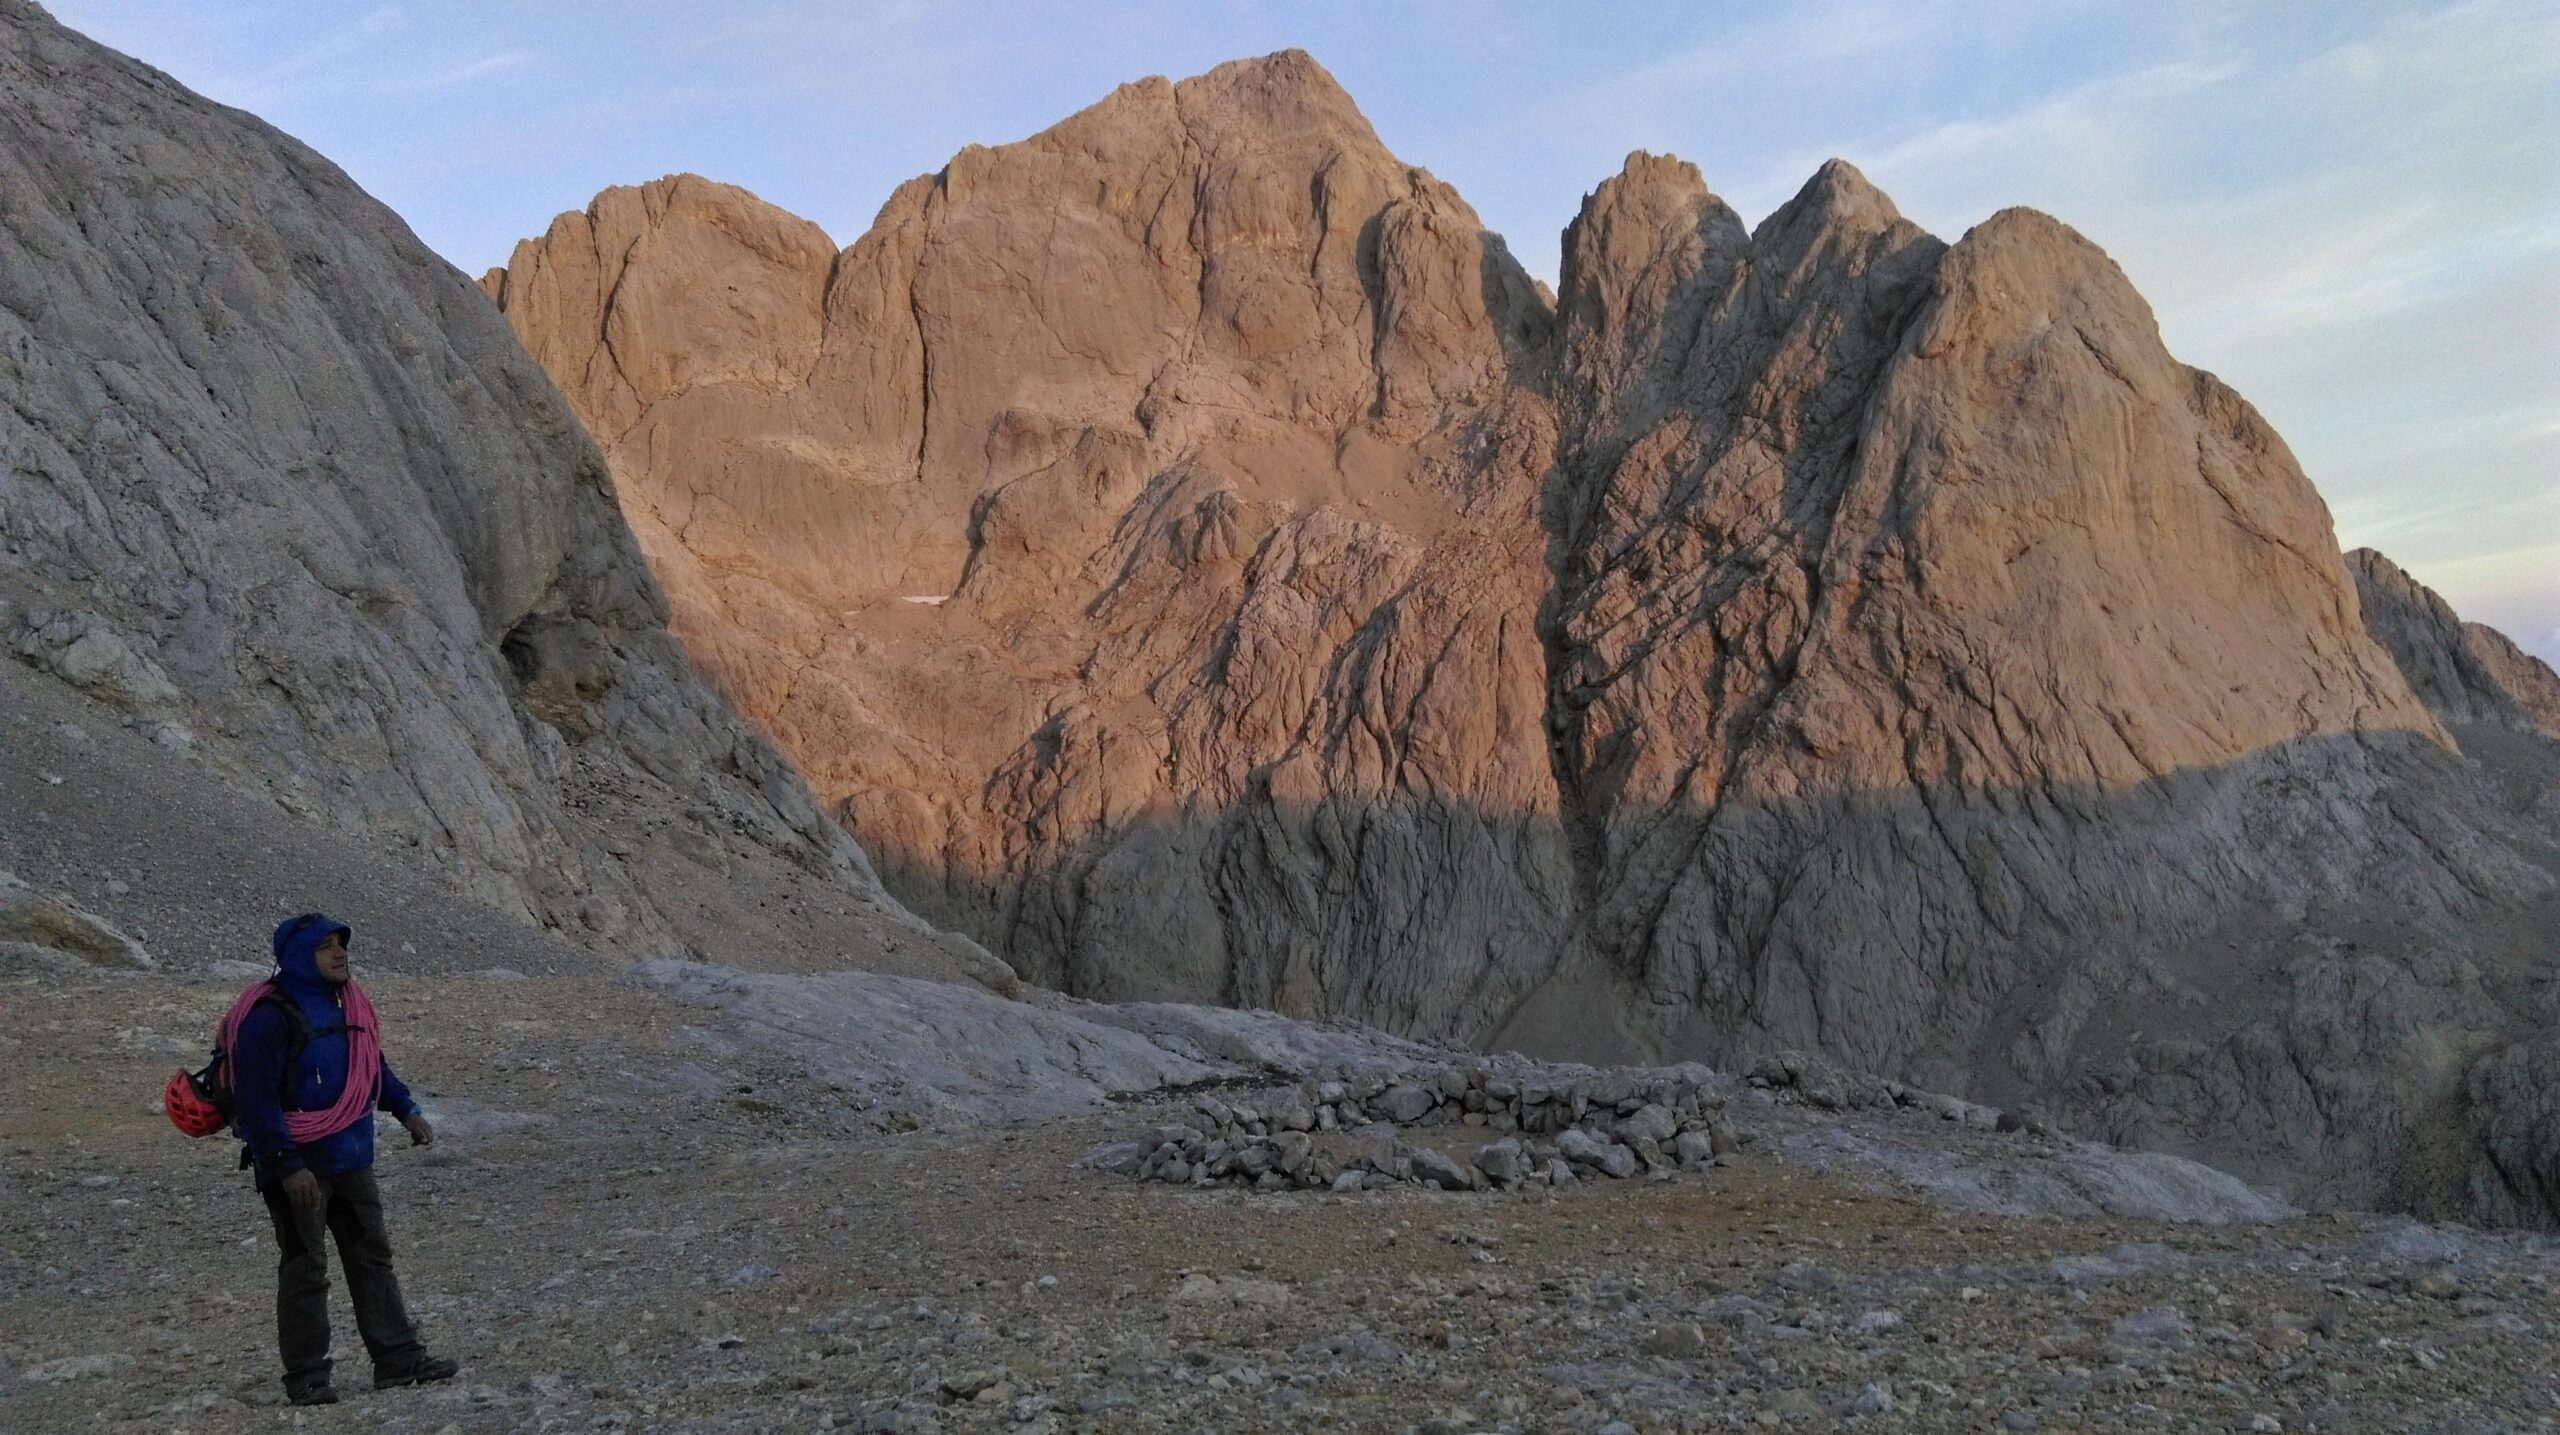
[{"xmin": 163, "ymin": 1069, "xmax": 228, "ymax": 1137}]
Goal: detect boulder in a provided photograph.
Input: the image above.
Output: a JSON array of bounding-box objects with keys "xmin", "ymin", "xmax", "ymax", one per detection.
[
  {"xmin": 1374, "ymin": 1084, "xmax": 1439, "ymax": 1125},
  {"xmin": 0, "ymin": 871, "xmax": 149, "ymax": 969},
  {"xmin": 1471, "ymin": 1138, "xmax": 1528, "ymax": 1185},
  {"xmin": 1406, "ymin": 1146, "xmax": 1478, "ymax": 1192},
  {"xmin": 1611, "ymin": 1103, "xmax": 1679, "ymax": 1146}
]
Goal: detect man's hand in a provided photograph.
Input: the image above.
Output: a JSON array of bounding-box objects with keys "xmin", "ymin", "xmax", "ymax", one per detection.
[
  {"xmin": 401, "ymin": 1112, "xmax": 435, "ymax": 1148},
  {"xmin": 281, "ymin": 1168, "xmax": 323, "ymax": 1216}
]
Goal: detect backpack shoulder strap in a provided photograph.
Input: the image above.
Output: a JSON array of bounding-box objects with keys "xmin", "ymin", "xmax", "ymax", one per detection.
[{"xmin": 253, "ymin": 989, "xmax": 315, "ymax": 1058}]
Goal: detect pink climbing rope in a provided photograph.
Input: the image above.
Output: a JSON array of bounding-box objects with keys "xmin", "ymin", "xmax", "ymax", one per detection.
[{"xmin": 218, "ymin": 979, "xmax": 383, "ymax": 1142}]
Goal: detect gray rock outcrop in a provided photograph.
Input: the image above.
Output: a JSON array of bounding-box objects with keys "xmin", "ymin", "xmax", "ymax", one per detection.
[
  {"xmin": 2461, "ymin": 1030, "xmax": 2560, "ymax": 1232},
  {"xmin": 0, "ymin": 1, "xmax": 1002, "ymax": 987},
  {"xmin": 0, "ymin": 867, "xmax": 149, "ymax": 968},
  {"xmin": 634, "ymin": 959, "xmax": 1221, "ymax": 1122},
  {"xmin": 2348, "ymin": 547, "xmax": 2560, "ymax": 739},
  {"xmin": 1524, "ymin": 154, "xmax": 2560, "ymax": 1229}
]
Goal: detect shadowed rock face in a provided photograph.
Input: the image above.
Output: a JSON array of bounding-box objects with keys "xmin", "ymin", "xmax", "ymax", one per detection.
[
  {"xmin": 0, "ymin": 1, "xmax": 1006, "ymax": 988},
  {"xmin": 1530, "ymin": 156, "xmax": 2519, "ymax": 1064},
  {"xmin": 488, "ymin": 58, "xmax": 2560, "ymax": 1223},
  {"xmin": 2348, "ymin": 548, "xmax": 2560, "ymax": 740}
]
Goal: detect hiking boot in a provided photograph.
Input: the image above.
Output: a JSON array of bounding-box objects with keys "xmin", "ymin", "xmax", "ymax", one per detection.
[
  {"xmin": 372, "ymin": 1353, "xmax": 459, "ymax": 1389},
  {"xmin": 285, "ymin": 1382, "xmax": 339, "ymax": 1406}
]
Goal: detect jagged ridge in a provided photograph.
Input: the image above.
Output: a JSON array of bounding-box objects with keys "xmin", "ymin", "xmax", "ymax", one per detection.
[{"xmin": 479, "ymin": 55, "xmax": 2560, "ymax": 1228}]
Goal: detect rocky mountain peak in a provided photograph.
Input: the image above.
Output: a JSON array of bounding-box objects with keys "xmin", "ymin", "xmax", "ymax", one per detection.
[
  {"xmin": 1173, "ymin": 48, "xmax": 1376, "ymax": 137},
  {"xmin": 480, "ymin": 173, "xmax": 835, "ymax": 445},
  {"xmin": 1753, "ymin": 157, "xmax": 1910, "ymax": 258},
  {"xmin": 976, "ymin": 48, "xmax": 1390, "ymax": 203},
  {"xmin": 482, "ymin": 58, "xmax": 2559, "ymax": 1229},
  {"xmin": 1788, "ymin": 156, "xmax": 1894, "ymax": 216},
  {"xmin": 1558, "ymin": 150, "xmax": 1748, "ymax": 323},
  {"xmin": 2349, "ymin": 547, "xmax": 2560, "ymax": 739}
]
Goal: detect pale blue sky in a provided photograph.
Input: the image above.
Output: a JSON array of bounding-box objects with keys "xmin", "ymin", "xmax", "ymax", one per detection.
[{"xmin": 49, "ymin": 0, "xmax": 2559, "ymax": 663}]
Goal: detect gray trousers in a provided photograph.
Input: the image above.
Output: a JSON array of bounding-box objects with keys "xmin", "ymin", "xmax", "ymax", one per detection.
[{"xmin": 258, "ymin": 1166, "xmax": 425, "ymax": 1392}]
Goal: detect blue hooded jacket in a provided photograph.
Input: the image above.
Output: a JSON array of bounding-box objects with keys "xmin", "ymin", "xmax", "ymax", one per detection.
[{"xmin": 232, "ymin": 914, "xmax": 418, "ymax": 1183}]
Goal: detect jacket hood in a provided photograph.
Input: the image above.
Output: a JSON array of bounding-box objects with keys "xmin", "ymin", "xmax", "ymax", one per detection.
[{"xmin": 272, "ymin": 913, "xmax": 351, "ymax": 994}]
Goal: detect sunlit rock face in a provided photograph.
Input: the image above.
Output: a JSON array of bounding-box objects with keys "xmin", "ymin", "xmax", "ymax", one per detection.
[
  {"xmin": 486, "ymin": 53, "xmax": 1570, "ymax": 1040},
  {"xmin": 488, "ymin": 56, "xmax": 2559, "ymax": 1224}
]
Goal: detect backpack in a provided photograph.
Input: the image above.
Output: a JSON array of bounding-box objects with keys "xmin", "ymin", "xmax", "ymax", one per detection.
[{"xmin": 162, "ymin": 988, "xmax": 313, "ymax": 1137}]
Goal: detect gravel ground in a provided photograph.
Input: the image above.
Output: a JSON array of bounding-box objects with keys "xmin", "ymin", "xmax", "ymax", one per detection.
[{"xmin": 6, "ymin": 968, "xmax": 2557, "ymax": 1434}]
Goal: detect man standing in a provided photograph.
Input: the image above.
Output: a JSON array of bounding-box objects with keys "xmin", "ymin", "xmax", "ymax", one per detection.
[{"xmin": 231, "ymin": 913, "xmax": 459, "ymax": 1406}]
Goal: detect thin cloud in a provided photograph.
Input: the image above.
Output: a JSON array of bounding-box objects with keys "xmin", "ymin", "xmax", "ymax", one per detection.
[
  {"xmin": 1841, "ymin": 58, "xmax": 2241, "ymax": 190},
  {"xmin": 391, "ymin": 51, "xmax": 535, "ymax": 95},
  {"xmin": 1574, "ymin": 0, "xmax": 1937, "ymax": 101},
  {"xmin": 210, "ymin": 4, "xmax": 404, "ymax": 108},
  {"xmin": 1487, "ymin": 0, "xmax": 1949, "ymax": 200}
]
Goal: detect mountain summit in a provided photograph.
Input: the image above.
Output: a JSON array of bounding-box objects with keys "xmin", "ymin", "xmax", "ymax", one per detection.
[
  {"xmin": 504, "ymin": 52, "xmax": 2555, "ymax": 1229},
  {"xmin": 7, "ymin": 16, "xmax": 2558, "ymax": 1428}
]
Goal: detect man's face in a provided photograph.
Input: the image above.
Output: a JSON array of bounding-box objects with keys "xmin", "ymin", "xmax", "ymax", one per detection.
[{"xmin": 315, "ymin": 931, "xmax": 350, "ymax": 986}]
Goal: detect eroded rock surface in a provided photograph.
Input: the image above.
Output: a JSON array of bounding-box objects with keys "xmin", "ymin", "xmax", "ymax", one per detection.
[
  {"xmin": 0, "ymin": 1, "xmax": 1001, "ymax": 987},
  {"xmin": 488, "ymin": 53, "xmax": 1570, "ymax": 1039},
  {"xmin": 2349, "ymin": 547, "xmax": 2560, "ymax": 739},
  {"xmin": 1527, "ymin": 154, "xmax": 2560, "ymax": 1230},
  {"xmin": 486, "ymin": 56, "xmax": 2560, "ymax": 1226},
  {"xmin": 0, "ymin": 867, "xmax": 149, "ymax": 968}
]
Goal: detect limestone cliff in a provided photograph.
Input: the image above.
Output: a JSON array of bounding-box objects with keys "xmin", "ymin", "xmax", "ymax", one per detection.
[
  {"xmin": 485, "ymin": 55, "xmax": 1569, "ymax": 1037},
  {"xmin": 2348, "ymin": 547, "xmax": 2560, "ymax": 740},
  {"xmin": 1530, "ymin": 154, "xmax": 2560, "ymax": 1227},
  {"xmin": 0, "ymin": 1, "xmax": 1005, "ymax": 988},
  {"xmin": 484, "ymin": 61, "xmax": 2559, "ymax": 1224}
]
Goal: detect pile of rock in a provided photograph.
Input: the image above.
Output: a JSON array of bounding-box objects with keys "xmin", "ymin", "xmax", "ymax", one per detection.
[
  {"xmin": 1745, "ymin": 1051, "xmax": 1896, "ymax": 1112},
  {"xmin": 1088, "ymin": 1066, "xmax": 1750, "ymax": 1195},
  {"xmin": 1337, "ymin": 1065, "xmax": 1728, "ymax": 1136},
  {"xmin": 1747, "ymin": 1049, "xmax": 2060, "ymax": 1137}
]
